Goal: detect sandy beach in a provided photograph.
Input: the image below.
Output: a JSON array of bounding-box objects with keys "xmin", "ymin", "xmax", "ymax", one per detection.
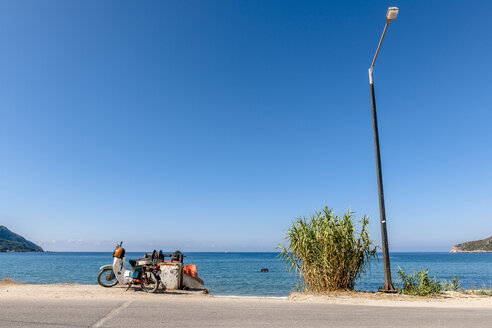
[
  {"xmin": 2, "ymin": 281, "xmax": 492, "ymax": 327},
  {"xmin": 2, "ymin": 281, "xmax": 492, "ymax": 308}
]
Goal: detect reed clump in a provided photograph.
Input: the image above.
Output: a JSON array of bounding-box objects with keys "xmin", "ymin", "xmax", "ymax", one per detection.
[{"xmin": 279, "ymin": 207, "xmax": 377, "ymax": 292}]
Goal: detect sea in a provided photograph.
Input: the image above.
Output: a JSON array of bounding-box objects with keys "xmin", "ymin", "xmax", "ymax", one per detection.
[{"xmin": 1, "ymin": 252, "xmax": 491, "ymax": 297}]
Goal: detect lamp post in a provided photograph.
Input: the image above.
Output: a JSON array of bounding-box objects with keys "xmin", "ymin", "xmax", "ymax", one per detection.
[{"xmin": 368, "ymin": 7, "xmax": 399, "ymax": 293}]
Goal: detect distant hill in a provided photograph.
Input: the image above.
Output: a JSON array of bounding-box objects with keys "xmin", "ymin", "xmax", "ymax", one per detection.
[
  {"xmin": 450, "ymin": 236, "xmax": 492, "ymax": 253},
  {"xmin": 0, "ymin": 226, "xmax": 43, "ymax": 252}
]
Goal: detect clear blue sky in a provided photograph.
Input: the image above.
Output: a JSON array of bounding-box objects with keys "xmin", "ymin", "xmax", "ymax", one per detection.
[{"xmin": 1, "ymin": 0, "xmax": 491, "ymax": 252}]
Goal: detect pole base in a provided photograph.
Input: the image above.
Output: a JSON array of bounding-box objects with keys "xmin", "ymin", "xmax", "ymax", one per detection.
[{"xmin": 378, "ymin": 283, "xmax": 398, "ymax": 293}]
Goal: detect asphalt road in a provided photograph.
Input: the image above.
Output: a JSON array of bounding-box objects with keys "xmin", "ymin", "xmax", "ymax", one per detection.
[{"xmin": 0, "ymin": 298, "xmax": 491, "ymax": 328}]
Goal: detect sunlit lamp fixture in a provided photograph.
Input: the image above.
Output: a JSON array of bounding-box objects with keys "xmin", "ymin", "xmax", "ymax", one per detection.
[{"xmin": 386, "ymin": 7, "xmax": 399, "ymax": 23}]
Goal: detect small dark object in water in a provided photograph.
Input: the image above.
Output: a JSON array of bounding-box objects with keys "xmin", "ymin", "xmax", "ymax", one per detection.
[{"xmin": 261, "ymin": 268, "xmax": 269, "ymax": 272}]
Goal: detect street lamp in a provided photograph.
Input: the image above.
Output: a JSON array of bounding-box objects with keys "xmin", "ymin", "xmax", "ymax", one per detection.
[{"xmin": 368, "ymin": 6, "xmax": 399, "ymax": 293}]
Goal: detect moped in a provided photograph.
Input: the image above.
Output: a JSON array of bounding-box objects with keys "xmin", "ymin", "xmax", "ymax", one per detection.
[{"xmin": 97, "ymin": 242, "xmax": 160, "ymax": 293}]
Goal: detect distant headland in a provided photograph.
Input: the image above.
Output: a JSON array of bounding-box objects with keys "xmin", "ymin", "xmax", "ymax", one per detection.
[
  {"xmin": 450, "ymin": 236, "xmax": 492, "ymax": 253},
  {"xmin": 0, "ymin": 225, "xmax": 43, "ymax": 252}
]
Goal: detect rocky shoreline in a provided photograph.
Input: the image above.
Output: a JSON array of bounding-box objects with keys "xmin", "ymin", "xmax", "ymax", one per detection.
[
  {"xmin": 450, "ymin": 247, "xmax": 492, "ymax": 253},
  {"xmin": 450, "ymin": 236, "xmax": 492, "ymax": 253}
]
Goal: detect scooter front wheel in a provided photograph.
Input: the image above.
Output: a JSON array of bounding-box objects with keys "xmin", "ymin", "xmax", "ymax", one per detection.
[
  {"xmin": 140, "ymin": 271, "xmax": 159, "ymax": 293},
  {"xmin": 97, "ymin": 268, "xmax": 118, "ymax": 287}
]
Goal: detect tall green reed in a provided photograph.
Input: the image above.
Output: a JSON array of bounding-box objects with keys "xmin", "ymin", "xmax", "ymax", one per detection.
[{"xmin": 278, "ymin": 207, "xmax": 378, "ymax": 292}]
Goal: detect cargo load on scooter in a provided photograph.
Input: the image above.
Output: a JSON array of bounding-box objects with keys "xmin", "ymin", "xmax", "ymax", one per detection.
[{"xmin": 97, "ymin": 242, "xmax": 205, "ymax": 293}]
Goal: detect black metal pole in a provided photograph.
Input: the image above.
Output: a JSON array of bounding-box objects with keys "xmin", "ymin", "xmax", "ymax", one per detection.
[{"xmin": 369, "ymin": 72, "xmax": 396, "ymax": 292}]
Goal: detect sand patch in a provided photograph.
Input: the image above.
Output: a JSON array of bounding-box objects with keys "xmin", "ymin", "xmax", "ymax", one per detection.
[
  {"xmin": 1, "ymin": 283, "xmax": 491, "ymax": 308},
  {"xmin": 0, "ymin": 283, "xmax": 209, "ymax": 301},
  {"xmin": 289, "ymin": 290, "xmax": 492, "ymax": 308}
]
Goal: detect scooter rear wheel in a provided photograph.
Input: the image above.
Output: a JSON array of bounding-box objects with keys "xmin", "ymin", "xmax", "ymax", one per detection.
[
  {"xmin": 97, "ymin": 268, "xmax": 118, "ymax": 287},
  {"xmin": 140, "ymin": 271, "xmax": 159, "ymax": 293}
]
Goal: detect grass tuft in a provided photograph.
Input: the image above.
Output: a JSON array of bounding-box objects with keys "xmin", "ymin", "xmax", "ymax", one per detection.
[
  {"xmin": 397, "ymin": 268, "xmax": 465, "ymax": 296},
  {"xmin": 396, "ymin": 267, "xmax": 442, "ymax": 296},
  {"xmin": 0, "ymin": 278, "xmax": 22, "ymax": 285}
]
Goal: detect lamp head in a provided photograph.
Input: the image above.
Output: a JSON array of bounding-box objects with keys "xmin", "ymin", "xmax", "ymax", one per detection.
[{"xmin": 386, "ymin": 7, "xmax": 399, "ymax": 23}]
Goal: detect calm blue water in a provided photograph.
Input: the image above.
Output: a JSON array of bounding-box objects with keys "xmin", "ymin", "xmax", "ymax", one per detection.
[{"xmin": 0, "ymin": 252, "xmax": 491, "ymax": 297}]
